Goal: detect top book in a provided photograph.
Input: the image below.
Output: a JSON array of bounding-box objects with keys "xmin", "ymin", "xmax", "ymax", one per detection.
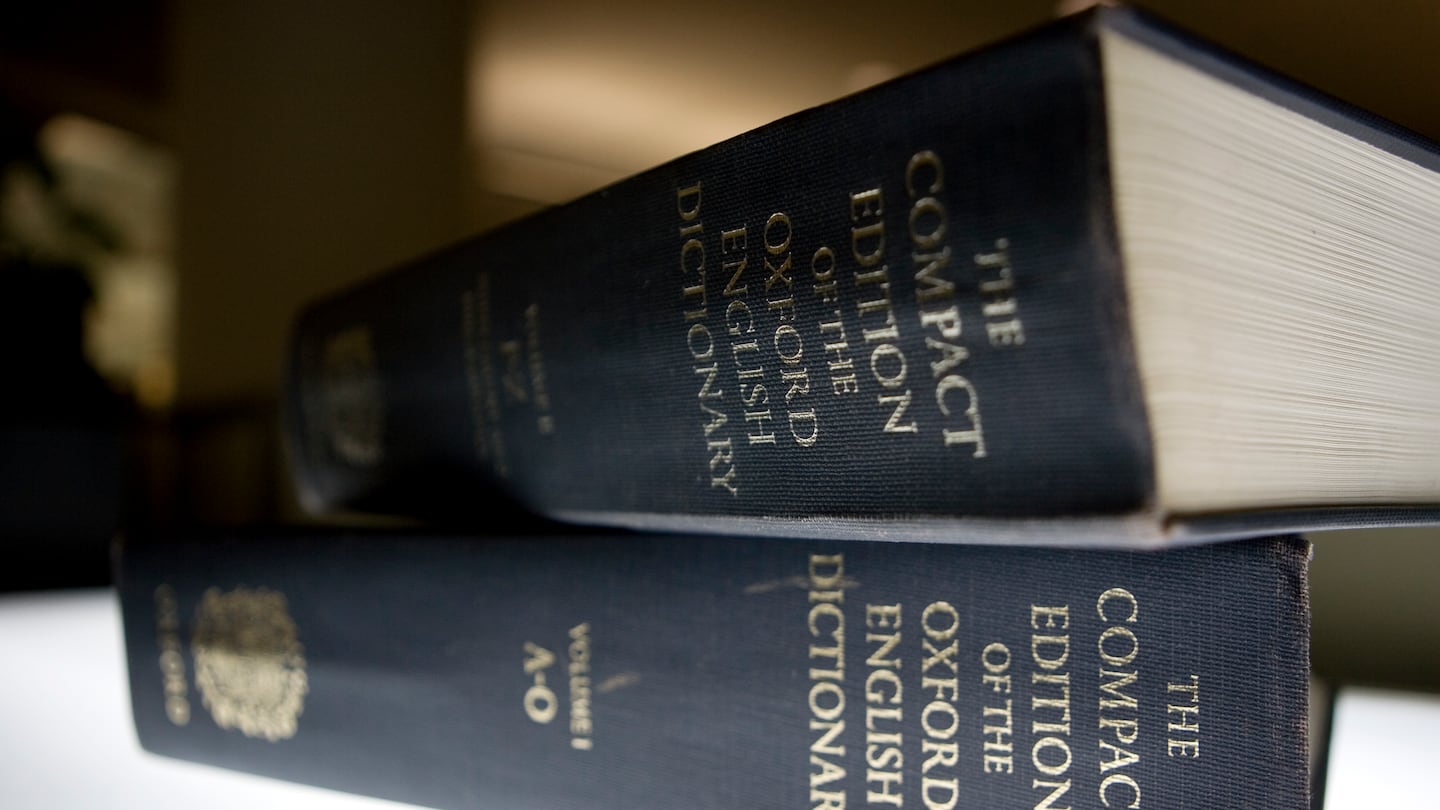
[{"xmin": 284, "ymin": 5, "xmax": 1440, "ymax": 547}]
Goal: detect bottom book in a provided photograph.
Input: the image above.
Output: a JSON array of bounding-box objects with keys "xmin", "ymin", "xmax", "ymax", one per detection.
[{"xmin": 116, "ymin": 529, "xmax": 1311, "ymax": 809}]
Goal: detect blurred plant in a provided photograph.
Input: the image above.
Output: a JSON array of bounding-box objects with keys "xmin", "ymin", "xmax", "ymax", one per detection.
[
  {"xmin": 1, "ymin": 101, "xmax": 120, "ymax": 266},
  {"xmin": 0, "ymin": 101, "xmax": 125, "ymax": 424}
]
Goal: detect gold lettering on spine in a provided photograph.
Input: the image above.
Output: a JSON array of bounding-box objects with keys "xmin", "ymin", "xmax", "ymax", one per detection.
[
  {"xmin": 677, "ymin": 182, "xmax": 740, "ymax": 495},
  {"xmin": 522, "ymin": 641, "xmax": 558, "ymax": 724},
  {"xmin": 722, "ymin": 223, "xmax": 766, "ymax": 453},
  {"xmin": 849, "ymin": 187, "xmax": 916, "ymax": 437},
  {"xmin": 1096, "ymin": 588, "xmax": 1141, "ymax": 806},
  {"xmin": 523, "ymin": 304, "xmax": 555, "ymax": 435},
  {"xmin": 808, "ymin": 555, "xmax": 848, "ymax": 809},
  {"xmin": 707, "ymin": 207, "xmax": 818, "ymax": 453},
  {"xmin": 568, "ymin": 623, "xmax": 594, "ymax": 750},
  {"xmin": 936, "ymin": 375, "xmax": 986, "ymax": 456},
  {"xmin": 521, "ymin": 625, "xmax": 597, "ymax": 752},
  {"xmin": 812, "ymin": 246, "xmax": 860, "ymax": 396},
  {"xmin": 1034, "ymin": 778, "xmax": 1073, "ymax": 810},
  {"xmin": 1100, "ymin": 775, "xmax": 1141, "ymax": 810},
  {"xmin": 1030, "ymin": 605, "xmax": 1072, "ymax": 807},
  {"xmin": 980, "ymin": 642, "xmax": 1014, "ymax": 774},
  {"xmin": 905, "ymin": 151, "xmax": 951, "ymax": 304},
  {"xmin": 765, "ymin": 213, "xmax": 819, "ymax": 447},
  {"xmin": 463, "ymin": 274, "xmax": 509, "ymax": 477},
  {"xmin": 1167, "ymin": 675, "xmax": 1200, "ymax": 759},
  {"xmin": 865, "ymin": 604, "xmax": 904, "ymax": 806},
  {"xmin": 721, "ymin": 226, "xmax": 749, "ymax": 297},
  {"xmin": 722, "ymin": 220, "xmax": 779, "ymax": 450},
  {"xmin": 920, "ymin": 602, "xmax": 960, "ymax": 810},
  {"xmin": 902, "ymin": 150, "xmax": 987, "ymax": 457},
  {"xmin": 975, "ymin": 238, "xmax": 1026, "ymax": 347},
  {"xmin": 153, "ymin": 585, "xmax": 191, "ymax": 726}
]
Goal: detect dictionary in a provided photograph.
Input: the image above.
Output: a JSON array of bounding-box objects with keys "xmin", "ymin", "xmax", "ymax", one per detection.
[
  {"xmin": 117, "ymin": 528, "xmax": 1311, "ymax": 809},
  {"xmin": 284, "ymin": 5, "xmax": 1440, "ymax": 546}
]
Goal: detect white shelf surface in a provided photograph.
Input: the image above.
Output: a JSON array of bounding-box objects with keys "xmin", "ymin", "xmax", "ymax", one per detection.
[
  {"xmin": 1324, "ymin": 685, "xmax": 1440, "ymax": 809},
  {"xmin": 0, "ymin": 588, "xmax": 410, "ymax": 810}
]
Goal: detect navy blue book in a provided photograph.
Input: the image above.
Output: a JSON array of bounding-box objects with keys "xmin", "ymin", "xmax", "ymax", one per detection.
[
  {"xmin": 285, "ymin": 5, "xmax": 1440, "ymax": 546},
  {"xmin": 118, "ymin": 528, "xmax": 1311, "ymax": 809}
]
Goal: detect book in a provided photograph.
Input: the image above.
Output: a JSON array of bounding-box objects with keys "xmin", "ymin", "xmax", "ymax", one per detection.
[
  {"xmin": 284, "ymin": 5, "xmax": 1440, "ymax": 546},
  {"xmin": 117, "ymin": 528, "xmax": 1311, "ymax": 809}
]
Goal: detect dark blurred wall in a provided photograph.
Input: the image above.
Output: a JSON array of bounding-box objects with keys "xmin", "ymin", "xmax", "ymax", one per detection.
[
  {"xmin": 1133, "ymin": 0, "xmax": 1440, "ymax": 142},
  {"xmin": 173, "ymin": 0, "xmax": 473, "ymax": 407},
  {"xmin": 166, "ymin": 1, "xmax": 478, "ymax": 522},
  {"xmin": 1310, "ymin": 528, "xmax": 1440, "ymax": 691}
]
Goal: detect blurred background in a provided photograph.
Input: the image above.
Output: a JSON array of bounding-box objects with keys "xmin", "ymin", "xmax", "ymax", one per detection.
[{"xmin": 0, "ymin": 0, "xmax": 1436, "ymax": 707}]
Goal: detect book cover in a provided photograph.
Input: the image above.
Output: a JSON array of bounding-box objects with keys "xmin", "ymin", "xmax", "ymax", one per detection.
[
  {"xmin": 283, "ymin": 5, "xmax": 1440, "ymax": 545},
  {"xmin": 118, "ymin": 528, "xmax": 1311, "ymax": 809}
]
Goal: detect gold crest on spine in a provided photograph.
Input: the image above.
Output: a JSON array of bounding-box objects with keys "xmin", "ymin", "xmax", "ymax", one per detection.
[
  {"xmin": 191, "ymin": 586, "xmax": 308, "ymax": 741},
  {"xmin": 318, "ymin": 325, "xmax": 385, "ymax": 468}
]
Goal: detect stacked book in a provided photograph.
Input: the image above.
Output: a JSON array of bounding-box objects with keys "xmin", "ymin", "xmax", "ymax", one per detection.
[{"xmin": 115, "ymin": 6, "xmax": 1440, "ymax": 809}]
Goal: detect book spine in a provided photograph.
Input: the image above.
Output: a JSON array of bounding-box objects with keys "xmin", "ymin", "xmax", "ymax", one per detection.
[
  {"xmin": 283, "ymin": 16, "xmax": 1154, "ymax": 533},
  {"xmin": 119, "ymin": 531, "xmax": 1310, "ymax": 809}
]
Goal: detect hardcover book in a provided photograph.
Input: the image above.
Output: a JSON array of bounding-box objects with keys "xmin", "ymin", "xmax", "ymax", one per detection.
[
  {"xmin": 284, "ymin": 5, "xmax": 1440, "ymax": 545},
  {"xmin": 118, "ymin": 529, "xmax": 1311, "ymax": 809}
]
